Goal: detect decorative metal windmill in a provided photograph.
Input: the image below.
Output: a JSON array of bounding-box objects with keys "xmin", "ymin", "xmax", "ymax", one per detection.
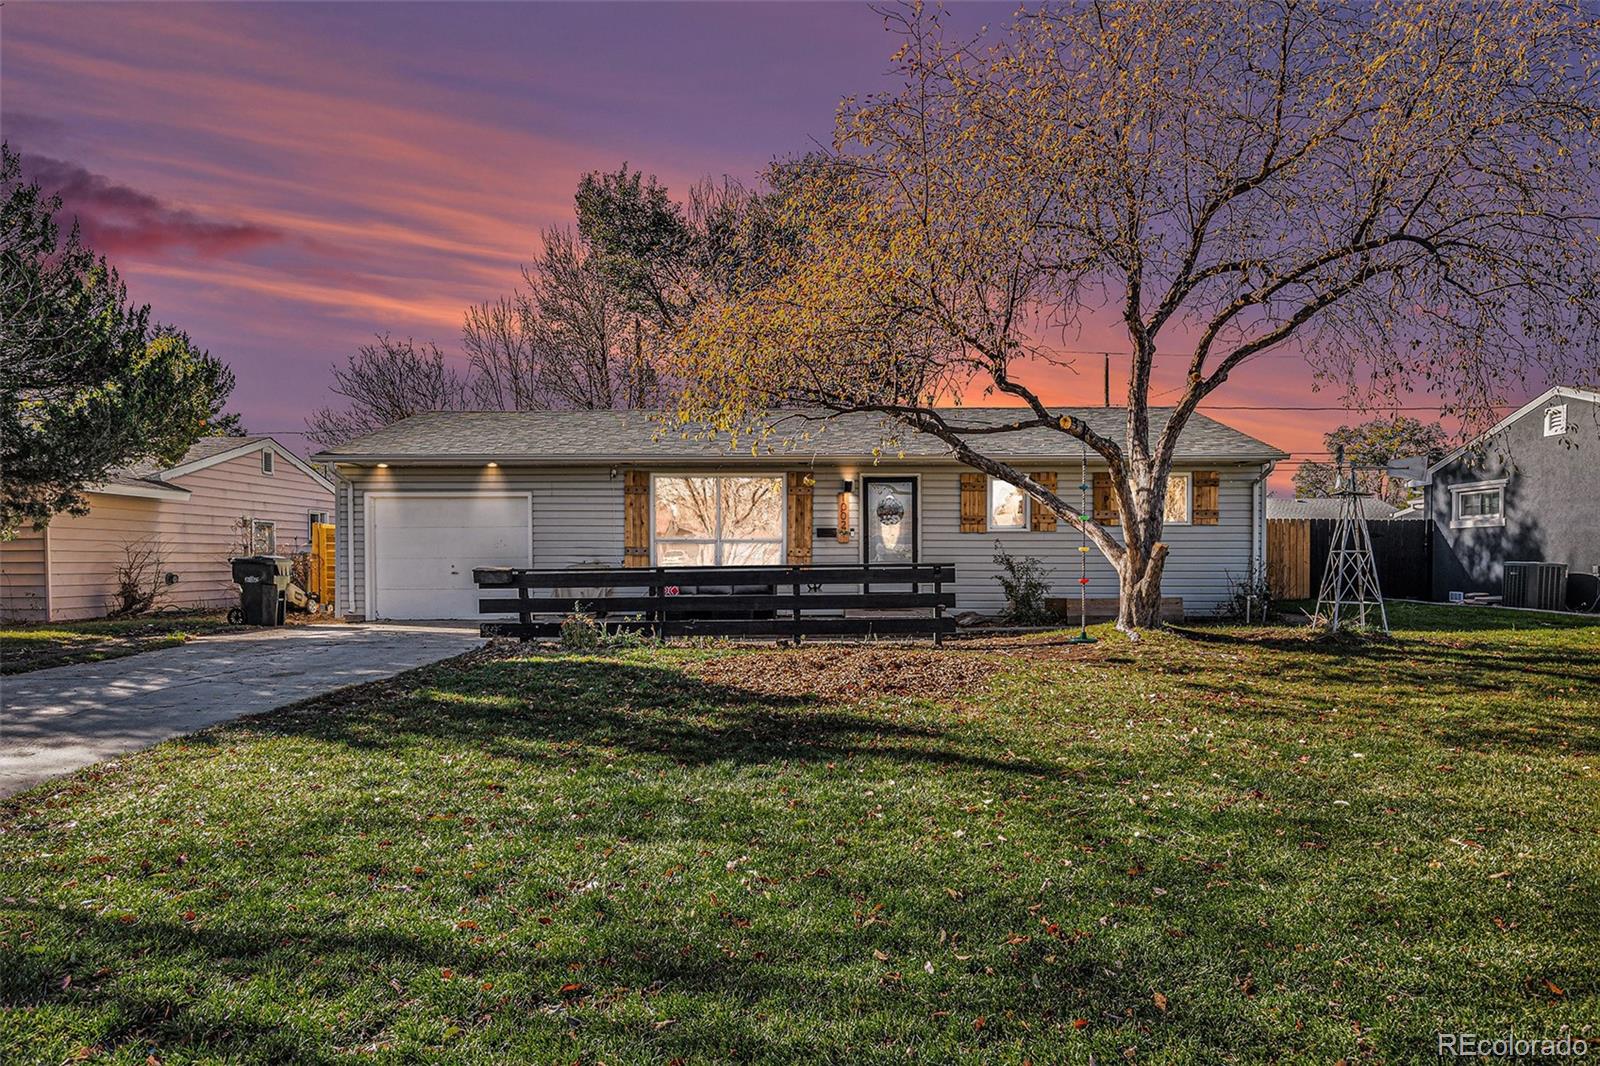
[{"xmin": 1313, "ymin": 445, "xmax": 1390, "ymax": 633}]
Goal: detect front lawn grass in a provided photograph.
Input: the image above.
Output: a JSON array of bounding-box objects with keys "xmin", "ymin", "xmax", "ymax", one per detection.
[
  {"xmin": 0, "ymin": 613, "xmax": 242, "ymax": 675},
  {"xmin": 2, "ymin": 603, "xmax": 1596, "ymax": 1063}
]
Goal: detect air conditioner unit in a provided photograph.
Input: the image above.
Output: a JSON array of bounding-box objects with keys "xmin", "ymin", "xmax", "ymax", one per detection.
[{"xmin": 1503, "ymin": 561, "xmax": 1568, "ymax": 612}]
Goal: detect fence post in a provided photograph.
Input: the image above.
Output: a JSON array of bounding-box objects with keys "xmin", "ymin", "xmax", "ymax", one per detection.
[
  {"xmin": 934, "ymin": 566, "xmax": 945, "ymax": 647},
  {"xmin": 518, "ymin": 572, "xmax": 531, "ymax": 629},
  {"xmin": 653, "ymin": 566, "xmax": 665, "ymax": 642},
  {"xmin": 791, "ymin": 565, "xmax": 803, "ymax": 646}
]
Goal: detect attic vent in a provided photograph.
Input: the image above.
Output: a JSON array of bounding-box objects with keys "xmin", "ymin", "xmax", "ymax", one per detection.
[
  {"xmin": 261, "ymin": 449, "xmax": 275, "ymax": 474},
  {"xmin": 1543, "ymin": 404, "xmax": 1568, "ymax": 437}
]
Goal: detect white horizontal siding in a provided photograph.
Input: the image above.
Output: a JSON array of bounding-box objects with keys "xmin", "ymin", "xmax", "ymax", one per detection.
[
  {"xmin": 0, "ymin": 530, "xmax": 49, "ymax": 622},
  {"xmin": 339, "ymin": 467, "xmax": 624, "ymax": 618},
  {"xmin": 336, "ymin": 461, "xmax": 1264, "ymax": 619},
  {"xmin": 21, "ymin": 453, "xmax": 332, "ymax": 621}
]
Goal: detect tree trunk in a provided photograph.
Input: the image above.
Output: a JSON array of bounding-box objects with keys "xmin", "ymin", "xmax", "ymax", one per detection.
[
  {"xmin": 1116, "ymin": 544, "xmax": 1169, "ymax": 631},
  {"xmin": 1115, "ymin": 477, "xmax": 1170, "ymax": 631}
]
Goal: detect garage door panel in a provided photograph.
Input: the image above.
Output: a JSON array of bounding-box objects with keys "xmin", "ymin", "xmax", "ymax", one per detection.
[{"xmin": 371, "ymin": 495, "xmax": 531, "ymax": 619}]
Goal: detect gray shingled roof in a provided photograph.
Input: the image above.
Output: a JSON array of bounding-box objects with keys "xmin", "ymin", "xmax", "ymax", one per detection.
[
  {"xmin": 311, "ymin": 409, "xmax": 1285, "ymax": 464},
  {"xmin": 116, "ymin": 435, "xmax": 270, "ymax": 481},
  {"xmin": 1266, "ymin": 496, "xmax": 1402, "ymax": 520}
]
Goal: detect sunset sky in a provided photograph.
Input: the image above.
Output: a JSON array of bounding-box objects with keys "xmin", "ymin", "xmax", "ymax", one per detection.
[{"xmin": 2, "ymin": 1, "xmax": 1521, "ymax": 492}]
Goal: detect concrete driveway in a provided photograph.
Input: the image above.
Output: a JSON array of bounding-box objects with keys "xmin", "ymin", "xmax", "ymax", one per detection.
[{"xmin": 0, "ymin": 623, "xmax": 483, "ymax": 799}]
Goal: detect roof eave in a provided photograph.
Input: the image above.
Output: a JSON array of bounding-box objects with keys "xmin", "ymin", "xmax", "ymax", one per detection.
[
  {"xmin": 86, "ymin": 481, "xmax": 192, "ymax": 501},
  {"xmin": 318, "ymin": 451, "xmax": 1286, "ymax": 466}
]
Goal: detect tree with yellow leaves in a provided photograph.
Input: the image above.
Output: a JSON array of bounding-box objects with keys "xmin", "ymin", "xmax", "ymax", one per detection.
[{"xmin": 659, "ymin": 1, "xmax": 1600, "ymax": 629}]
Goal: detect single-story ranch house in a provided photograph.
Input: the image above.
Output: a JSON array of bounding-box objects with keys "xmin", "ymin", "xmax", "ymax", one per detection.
[
  {"xmin": 312, "ymin": 409, "xmax": 1286, "ymax": 621},
  {"xmin": 0, "ymin": 436, "xmax": 335, "ymax": 622}
]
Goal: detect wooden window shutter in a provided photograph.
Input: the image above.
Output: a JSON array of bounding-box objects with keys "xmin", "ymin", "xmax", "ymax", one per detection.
[
  {"xmin": 1092, "ymin": 471, "xmax": 1120, "ymax": 525},
  {"xmin": 1193, "ymin": 470, "xmax": 1220, "ymax": 525},
  {"xmin": 623, "ymin": 470, "xmax": 650, "ymax": 567},
  {"xmin": 959, "ymin": 472, "xmax": 986, "ymax": 532},
  {"xmin": 786, "ymin": 472, "xmax": 814, "ymax": 565},
  {"xmin": 1029, "ymin": 472, "xmax": 1058, "ymax": 531}
]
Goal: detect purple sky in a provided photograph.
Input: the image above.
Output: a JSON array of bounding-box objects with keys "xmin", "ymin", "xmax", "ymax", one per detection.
[{"xmin": 2, "ymin": 1, "xmax": 1467, "ymax": 488}]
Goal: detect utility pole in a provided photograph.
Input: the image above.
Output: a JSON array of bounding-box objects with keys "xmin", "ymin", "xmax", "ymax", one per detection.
[{"xmin": 1103, "ymin": 353, "xmax": 1110, "ymax": 407}]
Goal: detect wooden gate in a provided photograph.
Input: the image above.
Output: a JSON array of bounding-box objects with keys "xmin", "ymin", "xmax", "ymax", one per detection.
[
  {"xmin": 1269, "ymin": 516, "xmax": 1432, "ymax": 602},
  {"xmin": 1267, "ymin": 519, "xmax": 1312, "ymax": 600},
  {"xmin": 309, "ymin": 522, "xmax": 336, "ymax": 609}
]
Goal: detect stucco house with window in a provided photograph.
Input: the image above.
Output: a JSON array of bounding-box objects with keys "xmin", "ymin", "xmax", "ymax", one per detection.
[
  {"xmin": 311, "ymin": 409, "xmax": 1285, "ymax": 621},
  {"xmin": 1424, "ymin": 386, "xmax": 1600, "ymax": 600},
  {"xmin": 0, "ymin": 436, "xmax": 335, "ymax": 622}
]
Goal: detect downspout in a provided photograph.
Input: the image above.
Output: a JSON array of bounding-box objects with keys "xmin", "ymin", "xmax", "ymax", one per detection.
[
  {"xmin": 342, "ymin": 475, "xmax": 354, "ymax": 619},
  {"xmin": 43, "ymin": 522, "xmax": 53, "ymax": 622},
  {"xmin": 1249, "ymin": 461, "xmax": 1277, "ymax": 610}
]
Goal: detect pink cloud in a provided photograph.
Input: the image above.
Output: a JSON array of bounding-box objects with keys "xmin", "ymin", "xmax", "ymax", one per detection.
[{"xmin": 22, "ymin": 153, "xmax": 282, "ymax": 258}]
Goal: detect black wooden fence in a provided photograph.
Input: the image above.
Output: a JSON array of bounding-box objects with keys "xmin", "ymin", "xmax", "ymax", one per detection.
[
  {"xmin": 1307, "ymin": 518, "xmax": 1432, "ymax": 600},
  {"xmin": 474, "ymin": 564, "xmax": 955, "ymax": 642}
]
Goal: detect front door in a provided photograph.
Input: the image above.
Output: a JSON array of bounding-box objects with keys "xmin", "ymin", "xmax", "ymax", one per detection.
[{"xmin": 863, "ymin": 478, "xmax": 917, "ymax": 565}]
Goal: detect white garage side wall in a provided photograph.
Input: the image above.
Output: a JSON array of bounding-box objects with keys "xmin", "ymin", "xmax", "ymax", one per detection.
[
  {"xmin": 338, "ymin": 461, "xmax": 1263, "ymax": 619},
  {"xmin": 0, "ymin": 529, "xmax": 50, "ymax": 622},
  {"xmin": 43, "ymin": 453, "xmax": 333, "ymax": 621}
]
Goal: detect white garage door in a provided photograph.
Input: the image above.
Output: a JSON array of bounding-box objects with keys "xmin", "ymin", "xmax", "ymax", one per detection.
[{"xmin": 370, "ymin": 494, "xmax": 531, "ymax": 620}]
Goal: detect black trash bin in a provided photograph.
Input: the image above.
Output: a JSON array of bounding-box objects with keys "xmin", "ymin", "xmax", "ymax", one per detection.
[{"xmin": 230, "ymin": 556, "xmax": 292, "ymax": 625}]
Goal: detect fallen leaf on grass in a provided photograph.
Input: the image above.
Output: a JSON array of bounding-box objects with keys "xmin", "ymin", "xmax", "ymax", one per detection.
[{"xmin": 1152, "ymin": 991, "xmax": 1168, "ymax": 1012}]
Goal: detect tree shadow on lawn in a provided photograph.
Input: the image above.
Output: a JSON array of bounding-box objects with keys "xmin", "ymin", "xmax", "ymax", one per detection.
[
  {"xmin": 1161, "ymin": 626, "xmax": 1600, "ymax": 755},
  {"xmin": 8, "ymin": 652, "xmax": 1591, "ymax": 1061},
  {"xmin": 2, "ymin": 843, "xmax": 1349, "ymax": 1063},
  {"xmin": 247, "ymin": 654, "xmax": 1047, "ymax": 782}
]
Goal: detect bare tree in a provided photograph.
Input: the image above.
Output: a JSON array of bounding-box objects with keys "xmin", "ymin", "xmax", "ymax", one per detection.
[
  {"xmin": 673, "ymin": 0, "xmax": 1600, "ymax": 630},
  {"xmin": 463, "ymin": 227, "xmax": 660, "ymax": 411},
  {"xmin": 108, "ymin": 537, "xmax": 166, "ymax": 617},
  {"xmin": 305, "ymin": 334, "xmax": 471, "ymax": 447}
]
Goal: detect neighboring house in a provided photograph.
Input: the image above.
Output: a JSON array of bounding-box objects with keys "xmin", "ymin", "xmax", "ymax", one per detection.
[
  {"xmin": 310, "ymin": 409, "xmax": 1286, "ymax": 621},
  {"xmin": 0, "ymin": 436, "xmax": 335, "ymax": 622},
  {"xmin": 1266, "ymin": 497, "xmax": 1402, "ymax": 521},
  {"xmin": 1424, "ymin": 386, "xmax": 1600, "ymax": 599}
]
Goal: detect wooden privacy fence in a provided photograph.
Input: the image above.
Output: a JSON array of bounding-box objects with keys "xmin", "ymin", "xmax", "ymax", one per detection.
[
  {"xmin": 1267, "ymin": 519, "xmax": 1313, "ymax": 599},
  {"xmin": 1268, "ymin": 518, "xmax": 1431, "ymax": 601},
  {"xmin": 474, "ymin": 563, "xmax": 955, "ymax": 642}
]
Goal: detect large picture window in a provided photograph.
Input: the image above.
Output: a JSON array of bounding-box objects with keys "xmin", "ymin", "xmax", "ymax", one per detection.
[{"xmin": 653, "ymin": 475, "xmax": 784, "ymax": 565}]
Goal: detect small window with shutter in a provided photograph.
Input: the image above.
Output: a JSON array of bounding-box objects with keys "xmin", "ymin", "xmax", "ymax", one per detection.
[
  {"xmin": 987, "ymin": 478, "xmax": 1028, "ymax": 530},
  {"xmin": 1163, "ymin": 474, "xmax": 1192, "ymax": 524}
]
